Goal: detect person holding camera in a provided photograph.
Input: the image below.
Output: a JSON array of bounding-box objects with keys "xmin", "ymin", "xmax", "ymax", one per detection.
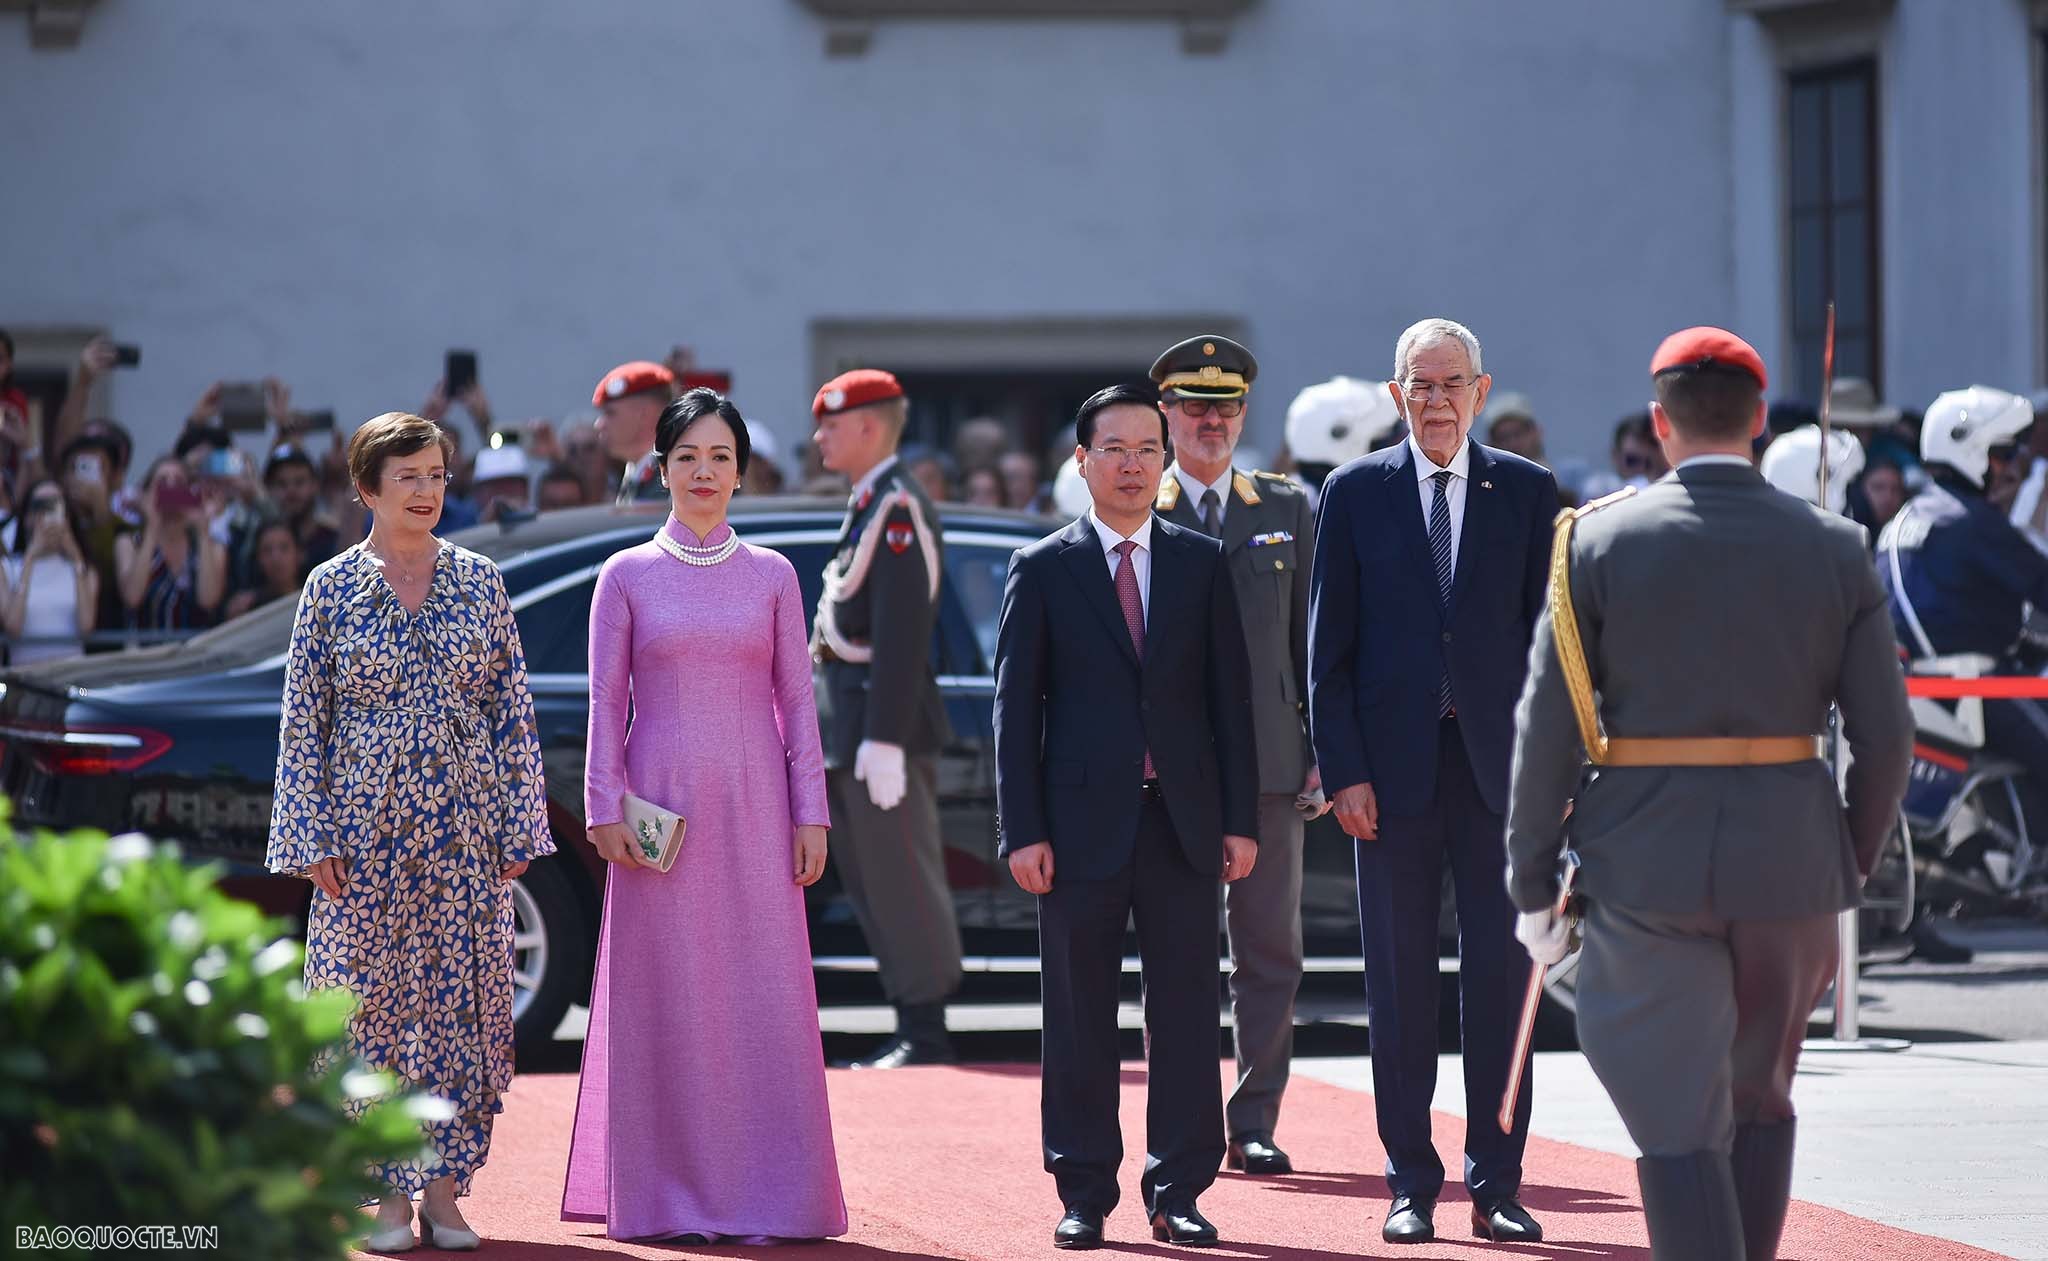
[
  {"xmin": 56, "ymin": 432, "xmax": 133, "ymax": 638},
  {"xmin": 116, "ymin": 456, "xmax": 227, "ymax": 633},
  {"xmin": 2, "ymin": 477, "xmax": 100, "ymax": 663}
]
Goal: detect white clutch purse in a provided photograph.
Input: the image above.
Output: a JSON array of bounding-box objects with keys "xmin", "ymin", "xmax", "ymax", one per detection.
[{"xmin": 621, "ymin": 789, "xmax": 687, "ymax": 873}]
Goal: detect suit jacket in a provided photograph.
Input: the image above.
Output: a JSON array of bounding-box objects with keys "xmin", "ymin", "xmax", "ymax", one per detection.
[
  {"xmin": 993, "ymin": 514, "xmax": 1259, "ymax": 881},
  {"xmin": 1505, "ymin": 462, "xmax": 1914, "ymax": 919},
  {"xmin": 1156, "ymin": 466, "xmax": 1314, "ymax": 795},
  {"xmin": 1308, "ymin": 439, "xmax": 1558, "ymax": 817},
  {"xmin": 811, "ymin": 460, "xmax": 953, "ymax": 767}
]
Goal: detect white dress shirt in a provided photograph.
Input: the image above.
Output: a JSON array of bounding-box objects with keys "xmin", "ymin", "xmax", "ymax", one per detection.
[
  {"xmin": 1676, "ymin": 453, "xmax": 1753, "ymax": 471},
  {"xmin": 1409, "ymin": 434, "xmax": 1471, "ymax": 574},
  {"xmin": 1089, "ymin": 511, "xmax": 1153, "ymax": 625},
  {"xmin": 1172, "ymin": 464, "xmax": 1235, "ymax": 530}
]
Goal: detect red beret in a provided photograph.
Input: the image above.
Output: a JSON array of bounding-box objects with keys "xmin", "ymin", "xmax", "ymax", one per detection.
[
  {"xmin": 1650, "ymin": 326, "xmax": 1767, "ymax": 391},
  {"xmin": 591, "ymin": 361, "xmax": 676, "ymax": 406},
  {"xmin": 813, "ymin": 368, "xmax": 904, "ymax": 419}
]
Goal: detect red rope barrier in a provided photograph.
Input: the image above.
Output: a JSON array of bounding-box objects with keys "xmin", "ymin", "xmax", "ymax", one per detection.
[{"xmin": 1904, "ymin": 676, "xmax": 2048, "ymax": 699}]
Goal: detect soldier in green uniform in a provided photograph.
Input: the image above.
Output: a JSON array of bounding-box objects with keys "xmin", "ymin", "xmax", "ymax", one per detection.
[
  {"xmin": 1150, "ymin": 335, "xmax": 1326, "ymax": 1174},
  {"xmin": 1506, "ymin": 328, "xmax": 1913, "ymax": 1260},
  {"xmin": 810, "ymin": 368, "xmax": 964, "ymax": 1067}
]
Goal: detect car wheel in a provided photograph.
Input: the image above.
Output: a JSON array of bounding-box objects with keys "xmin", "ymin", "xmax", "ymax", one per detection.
[{"xmin": 510, "ymin": 854, "xmax": 590, "ymax": 1055}]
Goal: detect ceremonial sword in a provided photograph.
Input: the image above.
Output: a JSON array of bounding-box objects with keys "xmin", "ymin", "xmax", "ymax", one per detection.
[{"xmin": 1498, "ymin": 850, "xmax": 1580, "ymax": 1134}]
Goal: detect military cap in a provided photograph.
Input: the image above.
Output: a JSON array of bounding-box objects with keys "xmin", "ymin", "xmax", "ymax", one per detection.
[
  {"xmin": 591, "ymin": 360, "xmax": 676, "ymax": 406},
  {"xmin": 1650, "ymin": 326, "xmax": 1767, "ymax": 391},
  {"xmin": 813, "ymin": 368, "xmax": 904, "ymax": 418},
  {"xmin": 1150, "ymin": 335, "xmax": 1258, "ymax": 399}
]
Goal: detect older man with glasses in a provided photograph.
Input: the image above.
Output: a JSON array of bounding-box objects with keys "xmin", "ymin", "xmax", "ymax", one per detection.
[{"xmin": 1307, "ymin": 318, "xmax": 1560, "ymax": 1246}]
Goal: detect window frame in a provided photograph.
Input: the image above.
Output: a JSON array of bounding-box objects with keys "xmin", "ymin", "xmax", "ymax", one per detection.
[{"xmin": 1784, "ymin": 56, "xmax": 1883, "ymax": 399}]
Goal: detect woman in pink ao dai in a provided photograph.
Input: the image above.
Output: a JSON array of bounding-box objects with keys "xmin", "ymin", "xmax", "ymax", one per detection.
[{"xmin": 561, "ymin": 388, "xmax": 845, "ymax": 1243}]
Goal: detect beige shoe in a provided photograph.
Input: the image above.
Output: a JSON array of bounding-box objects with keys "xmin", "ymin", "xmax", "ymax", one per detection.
[
  {"xmin": 418, "ymin": 1206, "xmax": 481, "ymax": 1252},
  {"xmin": 361, "ymin": 1207, "xmax": 416, "ymax": 1254}
]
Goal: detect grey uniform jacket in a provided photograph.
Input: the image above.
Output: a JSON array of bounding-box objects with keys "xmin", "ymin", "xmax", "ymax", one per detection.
[
  {"xmin": 811, "ymin": 460, "xmax": 954, "ymax": 768},
  {"xmin": 1505, "ymin": 461, "xmax": 1913, "ymax": 920},
  {"xmin": 1155, "ymin": 467, "xmax": 1313, "ymax": 795}
]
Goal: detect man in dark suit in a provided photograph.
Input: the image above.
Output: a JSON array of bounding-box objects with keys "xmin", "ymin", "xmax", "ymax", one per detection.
[
  {"xmin": 1308, "ymin": 318, "xmax": 1560, "ymax": 1245},
  {"xmin": 995, "ymin": 383, "xmax": 1259, "ymax": 1250}
]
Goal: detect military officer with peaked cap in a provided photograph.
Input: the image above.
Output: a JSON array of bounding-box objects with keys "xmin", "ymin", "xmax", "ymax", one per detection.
[
  {"xmin": 1505, "ymin": 327, "xmax": 1912, "ymax": 1260},
  {"xmin": 1151, "ymin": 335, "xmax": 1326, "ymax": 1175},
  {"xmin": 810, "ymin": 367, "xmax": 964, "ymax": 1068}
]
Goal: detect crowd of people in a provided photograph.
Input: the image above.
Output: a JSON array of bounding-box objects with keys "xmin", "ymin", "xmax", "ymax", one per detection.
[{"xmin": 6, "ymin": 324, "xmax": 2044, "ymax": 670}]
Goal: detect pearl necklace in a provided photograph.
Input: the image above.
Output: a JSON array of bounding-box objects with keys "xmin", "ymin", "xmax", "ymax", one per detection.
[{"xmin": 653, "ymin": 526, "xmax": 741, "ymax": 567}]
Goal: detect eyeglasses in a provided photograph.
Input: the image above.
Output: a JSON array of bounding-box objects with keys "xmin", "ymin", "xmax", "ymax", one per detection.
[
  {"xmin": 387, "ymin": 472, "xmax": 450, "ymax": 493},
  {"xmin": 1087, "ymin": 445, "xmax": 1167, "ymax": 465},
  {"xmin": 1399, "ymin": 377, "xmax": 1480, "ymax": 403},
  {"xmin": 1171, "ymin": 399, "xmax": 1243, "ymax": 420}
]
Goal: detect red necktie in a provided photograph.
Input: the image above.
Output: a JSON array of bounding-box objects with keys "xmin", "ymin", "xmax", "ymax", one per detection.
[{"xmin": 1113, "ymin": 540, "xmax": 1155, "ymax": 779}]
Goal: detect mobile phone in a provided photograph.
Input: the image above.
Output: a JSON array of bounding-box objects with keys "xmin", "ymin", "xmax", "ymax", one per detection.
[
  {"xmin": 203, "ymin": 448, "xmax": 242, "ymax": 479},
  {"xmin": 112, "ymin": 344, "xmax": 141, "ymax": 368},
  {"xmin": 154, "ymin": 481, "xmax": 204, "ymax": 516},
  {"xmin": 292, "ymin": 408, "xmax": 336, "ymax": 433},
  {"xmin": 70, "ymin": 452, "xmax": 105, "ymax": 484},
  {"xmin": 445, "ymin": 349, "xmax": 478, "ymax": 398},
  {"xmin": 219, "ymin": 382, "xmax": 267, "ymax": 432}
]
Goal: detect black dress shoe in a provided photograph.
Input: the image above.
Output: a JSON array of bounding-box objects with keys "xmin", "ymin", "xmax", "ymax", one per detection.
[
  {"xmin": 1909, "ymin": 917, "xmax": 1974, "ymax": 964},
  {"xmin": 1226, "ymin": 1134, "xmax": 1294, "ymax": 1174},
  {"xmin": 1053, "ymin": 1207, "xmax": 1103, "ymax": 1250},
  {"xmin": 1149, "ymin": 1205, "xmax": 1218, "ymax": 1246},
  {"xmin": 1470, "ymin": 1198, "xmax": 1543, "ymax": 1242},
  {"xmin": 842, "ymin": 1035, "xmax": 957, "ymax": 1069},
  {"xmin": 1382, "ymin": 1195, "xmax": 1436, "ymax": 1244}
]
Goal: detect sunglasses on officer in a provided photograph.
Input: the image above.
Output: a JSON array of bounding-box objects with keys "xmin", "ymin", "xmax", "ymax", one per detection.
[{"xmin": 1166, "ymin": 397, "xmax": 1244, "ymax": 420}]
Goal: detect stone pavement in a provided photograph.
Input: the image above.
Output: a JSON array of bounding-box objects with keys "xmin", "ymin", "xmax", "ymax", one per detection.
[{"xmin": 1297, "ymin": 1040, "xmax": 2048, "ymax": 1261}]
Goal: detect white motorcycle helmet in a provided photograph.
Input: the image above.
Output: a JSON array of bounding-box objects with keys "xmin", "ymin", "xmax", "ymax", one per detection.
[
  {"xmin": 1051, "ymin": 456, "xmax": 1093, "ymax": 518},
  {"xmin": 1286, "ymin": 376, "xmax": 1398, "ymax": 468},
  {"xmin": 1920, "ymin": 386, "xmax": 2034, "ymax": 488},
  {"xmin": 1760, "ymin": 424, "xmax": 1865, "ymax": 514}
]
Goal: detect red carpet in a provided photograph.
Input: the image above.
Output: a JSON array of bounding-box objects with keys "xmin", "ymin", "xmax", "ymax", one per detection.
[{"xmin": 363, "ymin": 1064, "xmax": 2009, "ymax": 1260}]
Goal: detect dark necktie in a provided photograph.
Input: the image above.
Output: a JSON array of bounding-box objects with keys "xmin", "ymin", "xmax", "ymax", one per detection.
[
  {"xmin": 1112, "ymin": 540, "xmax": 1155, "ymax": 779},
  {"xmin": 1199, "ymin": 488, "xmax": 1222, "ymax": 537},
  {"xmin": 1429, "ymin": 470, "xmax": 1455, "ymax": 716}
]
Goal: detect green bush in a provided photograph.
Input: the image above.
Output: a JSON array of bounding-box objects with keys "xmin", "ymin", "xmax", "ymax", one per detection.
[{"xmin": 0, "ymin": 811, "xmax": 429, "ymax": 1259}]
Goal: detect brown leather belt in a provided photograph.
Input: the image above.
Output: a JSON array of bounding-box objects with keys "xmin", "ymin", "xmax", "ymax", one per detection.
[{"xmin": 1601, "ymin": 736, "xmax": 1823, "ymax": 767}]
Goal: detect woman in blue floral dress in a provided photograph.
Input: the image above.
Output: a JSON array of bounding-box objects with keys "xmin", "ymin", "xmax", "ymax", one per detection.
[{"xmin": 267, "ymin": 411, "xmax": 553, "ymax": 1253}]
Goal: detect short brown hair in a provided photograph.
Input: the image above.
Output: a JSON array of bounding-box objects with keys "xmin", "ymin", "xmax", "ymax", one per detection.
[
  {"xmin": 1652, "ymin": 369, "xmax": 1762, "ymax": 444},
  {"xmin": 348, "ymin": 412, "xmax": 456, "ymax": 493}
]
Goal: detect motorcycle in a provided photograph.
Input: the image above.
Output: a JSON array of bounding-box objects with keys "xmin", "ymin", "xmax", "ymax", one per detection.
[{"xmin": 1892, "ymin": 650, "xmax": 2047, "ymax": 922}]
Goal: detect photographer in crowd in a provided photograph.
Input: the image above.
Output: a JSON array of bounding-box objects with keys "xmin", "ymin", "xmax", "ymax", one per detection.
[{"xmin": 2, "ymin": 477, "xmax": 101, "ymax": 663}]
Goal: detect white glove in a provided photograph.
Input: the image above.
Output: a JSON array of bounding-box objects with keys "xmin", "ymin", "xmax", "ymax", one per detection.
[
  {"xmin": 1515, "ymin": 907, "xmax": 1572, "ymax": 967},
  {"xmin": 853, "ymin": 739, "xmax": 907, "ymax": 812}
]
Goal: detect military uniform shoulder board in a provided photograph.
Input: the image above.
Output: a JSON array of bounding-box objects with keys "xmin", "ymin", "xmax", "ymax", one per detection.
[
  {"xmin": 1231, "ymin": 471, "xmax": 1261, "ymax": 506},
  {"xmin": 1252, "ymin": 469, "xmax": 1291, "ymax": 482},
  {"xmin": 1156, "ymin": 477, "xmax": 1183, "ymax": 512},
  {"xmin": 1575, "ymin": 485, "xmax": 1639, "ymax": 516}
]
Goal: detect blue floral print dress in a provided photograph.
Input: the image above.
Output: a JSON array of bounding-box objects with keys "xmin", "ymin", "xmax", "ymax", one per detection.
[{"xmin": 266, "ymin": 540, "xmax": 554, "ymax": 1197}]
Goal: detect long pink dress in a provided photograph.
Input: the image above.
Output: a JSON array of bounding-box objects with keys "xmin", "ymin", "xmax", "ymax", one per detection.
[{"xmin": 562, "ymin": 518, "xmax": 846, "ymax": 1242}]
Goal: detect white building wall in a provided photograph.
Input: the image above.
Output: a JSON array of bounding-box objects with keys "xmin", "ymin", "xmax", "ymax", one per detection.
[
  {"xmin": 1882, "ymin": 0, "xmax": 2039, "ymax": 411},
  {"xmin": 0, "ymin": 0, "xmax": 2032, "ymax": 466}
]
